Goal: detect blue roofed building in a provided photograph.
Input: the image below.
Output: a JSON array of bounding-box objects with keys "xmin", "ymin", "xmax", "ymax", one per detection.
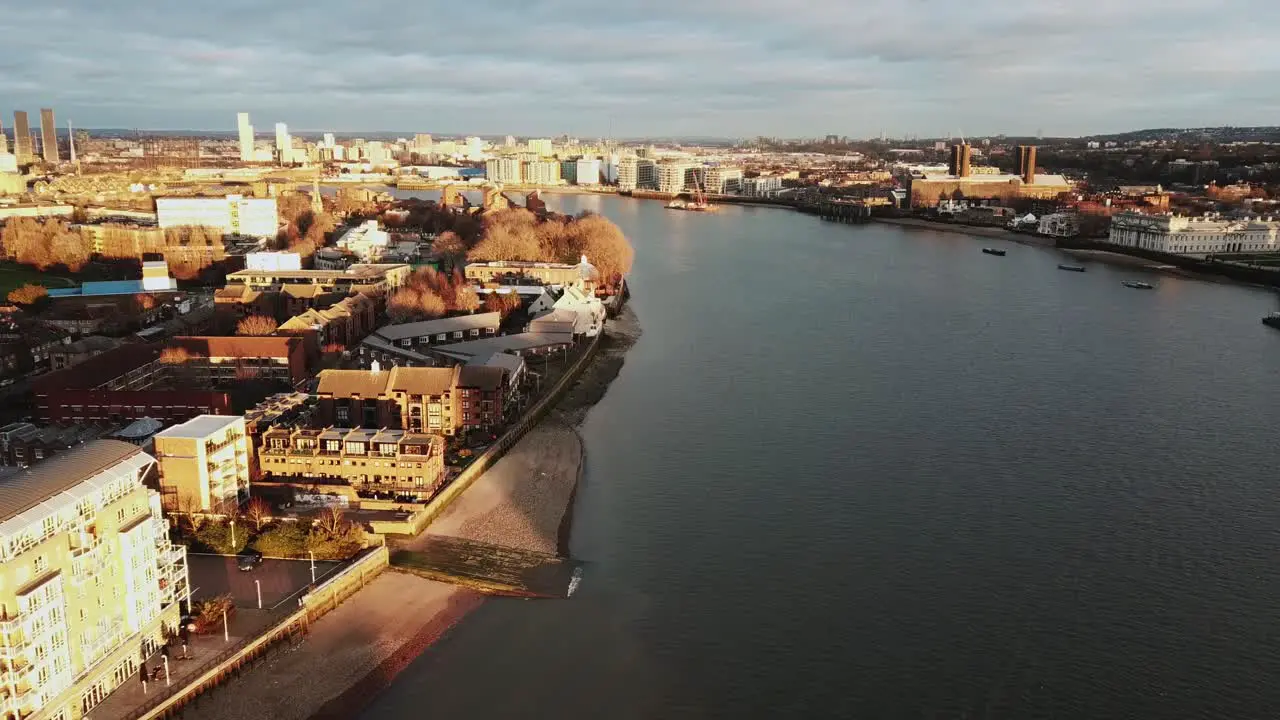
[{"xmin": 48, "ymin": 260, "xmax": 178, "ymax": 298}]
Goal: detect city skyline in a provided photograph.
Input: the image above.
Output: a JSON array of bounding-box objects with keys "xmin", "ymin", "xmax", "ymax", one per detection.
[{"xmin": 4, "ymin": 1, "xmax": 1280, "ymax": 137}]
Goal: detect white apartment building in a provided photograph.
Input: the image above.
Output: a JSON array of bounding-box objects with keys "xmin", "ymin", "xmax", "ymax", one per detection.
[
  {"xmin": 526, "ymin": 138, "xmax": 553, "ymax": 156},
  {"xmin": 617, "ymin": 157, "xmax": 656, "ymax": 191},
  {"xmin": 742, "ymin": 176, "xmax": 784, "ymax": 197},
  {"xmin": 336, "ymin": 220, "xmax": 391, "ymax": 262},
  {"xmin": 522, "ymin": 160, "xmax": 561, "ymax": 186},
  {"xmin": 156, "ymin": 195, "xmax": 279, "ymax": 238},
  {"xmin": 153, "ymin": 416, "xmax": 250, "ymax": 514},
  {"xmin": 704, "ymin": 167, "xmax": 744, "ymax": 194},
  {"xmin": 574, "ymin": 158, "xmax": 602, "ymax": 185},
  {"xmin": 237, "ymin": 112, "xmax": 254, "ymax": 162},
  {"xmin": 274, "ymin": 122, "xmax": 289, "ymax": 158},
  {"xmin": 486, "ymin": 157, "xmax": 522, "ymax": 184},
  {"xmin": 658, "ymin": 162, "xmax": 694, "ymax": 194},
  {"xmin": 0, "ymin": 440, "xmax": 190, "ymax": 719},
  {"xmin": 1107, "ymin": 212, "xmax": 1280, "ymax": 256}
]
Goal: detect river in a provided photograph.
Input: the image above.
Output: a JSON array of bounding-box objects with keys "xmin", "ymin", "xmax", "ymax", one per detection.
[{"xmin": 365, "ymin": 194, "xmax": 1280, "ymax": 719}]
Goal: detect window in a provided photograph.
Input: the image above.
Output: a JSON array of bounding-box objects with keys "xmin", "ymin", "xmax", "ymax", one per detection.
[
  {"xmin": 34, "ymin": 555, "xmax": 47, "ymax": 573},
  {"xmin": 324, "ymin": 440, "xmax": 340, "ymax": 452}
]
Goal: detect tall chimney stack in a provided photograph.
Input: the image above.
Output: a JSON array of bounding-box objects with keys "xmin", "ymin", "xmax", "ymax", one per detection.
[
  {"xmin": 958, "ymin": 144, "xmax": 972, "ymax": 178},
  {"xmin": 948, "ymin": 144, "xmax": 962, "ymax": 176},
  {"xmin": 1017, "ymin": 145, "xmax": 1037, "ymax": 185}
]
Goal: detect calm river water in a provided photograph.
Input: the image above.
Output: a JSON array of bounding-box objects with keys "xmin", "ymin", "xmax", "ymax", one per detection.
[{"xmin": 366, "ymin": 195, "xmax": 1280, "ymax": 719}]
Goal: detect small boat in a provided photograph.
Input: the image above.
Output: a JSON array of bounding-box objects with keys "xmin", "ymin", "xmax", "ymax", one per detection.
[
  {"xmin": 982, "ymin": 248, "xmax": 1006, "ymax": 256},
  {"xmin": 665, "ymin": 199, "xmax": 687, "ymax": 210},
  {"xmin": 1057, "ymin": 264, "xmax": 1086, "ymax": 272},
  {"xmin": 1263, "ymin": 312, "xmax": 1280, "ymax": 329},
  {"xmin": 1122, "ymin": 280, "xmax": 1154, "ymax": 290}
]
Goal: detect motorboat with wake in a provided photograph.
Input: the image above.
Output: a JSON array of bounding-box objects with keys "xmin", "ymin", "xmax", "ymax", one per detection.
[
  {"xmin": 982, "ymin": 248, "xmax": 1006, "ymax": 256},
  {"xmin": 1122, "ymin": 280, "xmax": 1154, "ymax": 289}
]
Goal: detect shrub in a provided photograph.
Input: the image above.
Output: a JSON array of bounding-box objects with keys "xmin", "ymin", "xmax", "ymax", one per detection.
[
  {"xmin": 192, "ymin": 521, "xmax": 248, "ymax": 555},
  {"xmin": 251, "ymin": 523, "xmax": 309, "ymax": 558},
  {"xmin": 192, "ymin": 595, "xmax": 235, "ymax": 634}
]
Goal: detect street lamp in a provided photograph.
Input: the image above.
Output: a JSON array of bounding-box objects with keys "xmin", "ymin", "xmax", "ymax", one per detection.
[
  {"xmin": 222, "ymin": 610, "xmax": 229, "ymax": 642},
  {"xmin": 255, "ymin": 579, "xmax": 262, "ymax": 609},
  {"xmin": 229, "ymin": 520, "xmax": 236, "ymax": 549},
  {"xmin": 163, "ymin": 656, "xmax": 170, "ymax": 686},
  {"xmin": 309, "ymin": 551, "xmax": 316, "ymax": 584}
]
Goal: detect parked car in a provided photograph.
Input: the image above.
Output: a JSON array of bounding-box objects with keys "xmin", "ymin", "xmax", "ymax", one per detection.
[{"xmin": 236, "ymin": 551, "xmax": 263, "ymax": 572}]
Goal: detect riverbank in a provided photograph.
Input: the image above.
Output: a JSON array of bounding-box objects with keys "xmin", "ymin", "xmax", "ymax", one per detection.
[
  {"xmin": 178, "ymin": 306, "xmax": 642, "ymax": 720},
  {"xmin": 874, "ymin": 215, "xmax": 1044, "ymax": 243}
]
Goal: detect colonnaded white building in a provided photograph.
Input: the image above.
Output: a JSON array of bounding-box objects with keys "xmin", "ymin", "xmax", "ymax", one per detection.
[{"xmin": 1107, "ymin": 212, "xmax": 1280, "ymax": 256}]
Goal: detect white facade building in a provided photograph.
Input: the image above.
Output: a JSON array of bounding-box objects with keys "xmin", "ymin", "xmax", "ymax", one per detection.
[
  {"xmin": 336, "ymin": 220, "xmax": 391, "ymax": 262},
  {"xmin": 574, "ymin": 158, "xmax": 602, "ymax": 185},
  {"xmin": 237, "ymin": 112, "xmax": 254, "ymax": 162},
  {"xmin": 522, "ymin": 160, "xmax": 561, "ymax": 186},
  {"xmin": 657, "ymin": 162, "xmax": 693, "ymax": 193},
  {"xmin": 1108, "ymin": 212, "xmax": 1280, "ymax": 256},
  {"xmin": 704, "ymin": 166, "xmax": 744, "ymax": 194},
  {"xmin": 527, "ymin": 138, "xmax": 553, "ymax": 156},
  {"xmin": 156, "ymin": 195, "xmax": 279, "ymax": 238},
  {"xmin": 246, "ymin": 251, "xmax": 303, "ymax": 271},
  {"xmin": 274, "ymin": 122, "xmax": 289, "ymax": 158},
  {"xmin": 617, "ymin": 156, "xmax": 656, "ymax": 191},
  {"xmin": 602, "ymin": 153, "xmax": 619, "ymax": 184},
  {"xmin": 742, "ymin": 176, "xmax": 783, "ymax": 197},
  {"xmin": 153, "ymin": 415, "xmax": 251, "ymax": 514},
  {"xmin": 486, "ymin": 157, "xmax": 522, "ymax": 184}
]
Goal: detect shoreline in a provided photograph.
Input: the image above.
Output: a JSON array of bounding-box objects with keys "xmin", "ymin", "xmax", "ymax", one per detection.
[{"xmin": 180, "ymin": 305, "xmax": 642, "ymax": 720}]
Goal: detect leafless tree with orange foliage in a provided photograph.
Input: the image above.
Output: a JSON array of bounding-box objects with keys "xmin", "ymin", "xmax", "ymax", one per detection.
[
  {"xmin": 483, "ymin": 292, "xmax": 521, "ymax": 319},
  {"xmin": 237, "ymin": 315, "xmax": 279, "ymax": 336},
  {"xmin": 431, "ymin": 230, "xmax": 466, "ymax": 267},
  {"xmin": 469, "ymin": 208, "xmax": 542, "ymax": 261},
  {"xmin": 243, "ymin": 497, "xmax": 272, "ymax": 532},
  {"xmin": 387, "ymin": 287, "xmax": 424, "ymax": 322}
]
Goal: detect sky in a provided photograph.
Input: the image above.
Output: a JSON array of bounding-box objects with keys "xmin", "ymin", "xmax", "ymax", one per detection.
[{"xmin": 4, "ymin": 0, "xmax": 1280, "ymax": 139}]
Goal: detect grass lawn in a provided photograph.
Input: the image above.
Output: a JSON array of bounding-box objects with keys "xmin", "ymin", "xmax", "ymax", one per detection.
[{"xmin": 0, "ymin": 265, "xmax": 76, "ymax": 296}]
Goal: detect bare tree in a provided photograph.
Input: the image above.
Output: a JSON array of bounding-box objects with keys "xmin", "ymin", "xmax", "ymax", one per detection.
[
  {"xmin": 314, "ymin": 506, "xmax": 348, "ymax": 537},
  {"xmin": 236, "ymin": 315, "xmax": 279, "ymax": 336},
  {"xmin": 243, "ymin": 497, "xmax": 272, "ymax": 532},
  {"xmin": 159, "ymin": 346, "xmax": 195, "ymax": 364}
]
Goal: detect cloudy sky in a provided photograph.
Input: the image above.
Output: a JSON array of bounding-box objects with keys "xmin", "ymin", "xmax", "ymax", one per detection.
[{"xmin": 4, "ymin": 0, "xmax": 1279, "ymax": 138}]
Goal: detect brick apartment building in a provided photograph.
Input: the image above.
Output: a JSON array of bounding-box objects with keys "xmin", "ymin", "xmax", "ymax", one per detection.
[{"xmin": 314, "ymin": 365, "xmax": 507, "ymax": 435}]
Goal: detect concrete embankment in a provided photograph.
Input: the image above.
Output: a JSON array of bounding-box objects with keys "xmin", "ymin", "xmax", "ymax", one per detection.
[{"xmin": 873, "ymin": 215, "xmax": 1038, "ymax": 242}]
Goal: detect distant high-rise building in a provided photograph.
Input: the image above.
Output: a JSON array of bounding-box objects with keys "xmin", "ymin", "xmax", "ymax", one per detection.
[
  {"xmin": 237, "ymin": 112, "xmax": 254, "ymax": 161},
  {"xmin": 413, "ymin": 133, "xmax": 432, "ymax": 150},
  {"xmin": 323, "ymin": 132, "xmax": 335, "ymax": 148},
  {"xmin": 527, "ymin": 138, "xmax": 553, "ymax": 156},
  {"xmin": 39, "ymin": 108, "xmax": 58, "ymax": 163},
  {"xmin": 12, "ymin": 111, "xmax": 32, "ymax": 163},
  {"xmin": 505, "ymin": 135, "xmax": 516, "ymax": 147},
  {"xmin": 366, "ymin": 141, "xmax": 390, "ymax": 164},
  {"xmin": 0, "ymin": 116, "xmax": 7, "ymax": 155},
  {"xmin": 275, "ymin": 122, "xmax": 289, "ymax": 158},
  {"xmin": 486, "ymin": 157, "xmax": 522, "ymax": 184}
]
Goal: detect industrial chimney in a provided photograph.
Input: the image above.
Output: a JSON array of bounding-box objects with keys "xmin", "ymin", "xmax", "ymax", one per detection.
[{"xmin": 1017, "ymin": 145, "xmax": 1037, "ymax": 185}]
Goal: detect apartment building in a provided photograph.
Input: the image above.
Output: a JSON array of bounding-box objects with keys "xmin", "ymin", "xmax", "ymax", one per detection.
[
  {"xmin": 223, "ymin": 263, "xmax": 410, "ymax": 296},
  {"xmin": 521, "ymin": 160, "xmax": 561, "ymax": 186},
  {"xmin": 0, "ymin": 440, "xmax": 189, "ymax": 719},
  {"xmin": 335, "ymin": 220, "xmax": 390, "ymax": 262},
  {"xmin": 617, "ymin": 156, "xmax": 656, "ymax": 191},
  {"xmin": 657, "ymin": 161, "xmax": 693, "ymax": 194},
  {"xmin": 152, "ymin": 416, "xmax": 250, "ymax": 514},
  {"xmin": 155, "ymin": 195, "xmax": 278, "ymax": 239},
  {"xmin": 257, "ymin": 427, "xmax": 445, "ymax": 500},
  {"xmin": 315, "ymin": 365, "xmax": 507, "ymax": 435},
  {"xmin": 704, "ymin": 166, "xmax": 744, "ymax": 194},
  {"xmin": 485, "ymin": 157, "xmax": 522, "ymax": 184},
  {"xmin": 463, "ymin": 258, "xmax": 596, "ymax": 291}
]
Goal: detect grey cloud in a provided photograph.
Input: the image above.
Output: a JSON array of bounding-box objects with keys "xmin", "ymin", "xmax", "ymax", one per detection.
[{"xmin": 2, "ymin": 0, "xmax": 1279, "ymax": 136}]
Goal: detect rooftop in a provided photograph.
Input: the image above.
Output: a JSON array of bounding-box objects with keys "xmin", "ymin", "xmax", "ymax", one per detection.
[
  {"xmin": 154, "ymin": 414, "xmax": 243, "ymax": 440},
  {"xmin": 430, "ymin": 332, "xmax": 573, "ymax": 360},
  {"xmin": 33, "ymin": 344, "xmax": 162, "ymax": 391},
  {"xmin": 170, "ymin": 335, "xmax": 302, "ymax": 359},
  {"xmin": 227, "ymin": 263, "xmax": 408, "ymax": 282},
  {"xmin": 0, "ymin": 440, "xmax": 142, "ymax": 522},
  {"xmin": 372, "ymin": 312, "xmax": 502, "ymax": 341}
]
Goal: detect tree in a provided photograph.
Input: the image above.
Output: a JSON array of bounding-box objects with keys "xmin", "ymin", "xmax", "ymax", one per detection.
[
  {"xmin": 431, "ymin": 230, "xmax": 466, "ymax": 266},
  {"xmin": 159, "ymin": 346, "xmax": 195, "ymax": 364},
  {"xmin": 469, "ymin": 209, "xmax": 542, "ymax": 261},
  {"xmin": 454, "ymin": 285, "xmax": 480, "ymax": 313},
  {"xmin": 236, "ymin": 315, "xmax": 279, "ymax": 336},
  {"xmin": 313, "ymin": 506, "xmax": 348, "ymax": 537},
  {"xmin": 133, "ymin": 293, "xmax": 157, "ymax": 311},
  {"xmin": 483, "ymin": 291, "xmax": 521, "ymax": 319},
  {"xmin": 388, "ymin": 287, "xmax": 424, "ymax": 322},
  {"xmin": 418, "ymin": 288, "xmax": 447, "ymax": 318},
  {"xmin": 243, "ymin": 497, "xmax": 272, "ymax": 532},
  {"xmin": 7, "ymin": 283, "xmax": 47, "ymax": 307}
]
